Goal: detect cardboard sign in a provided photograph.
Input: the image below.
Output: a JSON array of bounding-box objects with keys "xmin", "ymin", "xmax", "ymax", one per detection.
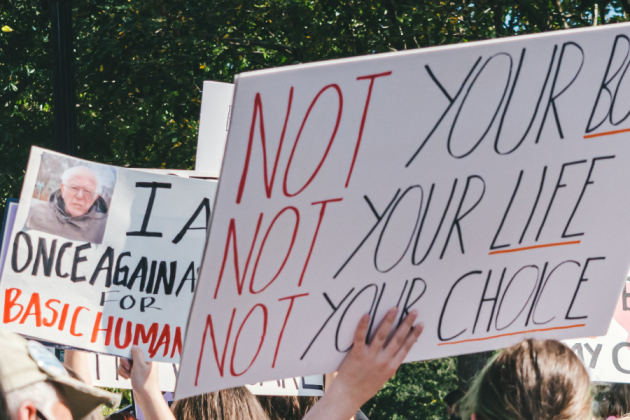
[
  {"xmin": 564, "ymin": 277, "xmax": 630, "ymax": 383},
  {"xmin": 177, "ymin": 24, "xmax": 630, "ymax": 397},
  {"xmin": 0, "ymin": 147, "xmax": 217, "ymax": 362},
  {"xmin": 0, "ymin": 199, "xmax": 19, "ymax": 280},
  {"xmin": 195, "ymin": 81, "xmax": 235, "ymax": 176},
  {"xmin": 87, "ymin": 353, "xmax": 323, "ymax": 396}
]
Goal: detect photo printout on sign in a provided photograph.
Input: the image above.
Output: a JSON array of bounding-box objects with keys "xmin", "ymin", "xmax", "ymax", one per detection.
[
  {"xmin": 177, "ymin": 23, "xmax": 630, "ymax": 398},
  {"xmin": 0, "ymin": 147, "xmax": 218, "ymax": 362}
]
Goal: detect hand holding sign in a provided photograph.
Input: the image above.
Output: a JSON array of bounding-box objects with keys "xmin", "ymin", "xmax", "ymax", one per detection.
[
  {"xmin": 118, "ymin": 346, "xmax": 174, "ymax": 420},
  {"xmin": 304, "ymin": 308, "xmax": 423, "ymax": 420}
]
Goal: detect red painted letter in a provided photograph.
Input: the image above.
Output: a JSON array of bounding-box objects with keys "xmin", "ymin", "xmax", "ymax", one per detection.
[
  {"xmin": 19, "ymin": 293, "xmax": 42, "ymax": 327},
  {"xmin": 249, "ymin": 207, "xmax": 299, "ymax": 294},
  {"xmin": 70, "ymin": 306, "xmax": 89, "ymax": 337},
  {"xmin": 273, "ymin": 293, "xmax": 309, "ymax": 367},
  {"xmin": 214, "ymin": 215, "xmax": 263, "ymax": 299},
  {"xmin": 299, "ymin": 198, "xmax": 343, "ymax": 287},
  {"xmin": 230, "ymin": 304, "xmax": 267, "ymax": 377},
  {"xmin": 3, "ymin": 288, "xmax": 23, "ymax": 323},
  {"xmin": 346, "ymin": 72, "xmax": 392, "ymax": 187},
  {"xmin": 91, "ymin": 313, "xmax": 113, "ymax": 345},
  {"xmin": 236, "ymin": 88, "xmax": 294, "ymax": 203},
  {"xmin": 195, "ymin": 308, "xmax": 237, "ymax": 385},
  {"xmin": 283, "ymin": 84, "xmax": 343, "ymax": 197}
]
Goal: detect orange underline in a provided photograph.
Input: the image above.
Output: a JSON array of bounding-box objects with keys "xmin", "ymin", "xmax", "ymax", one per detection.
[
  {"xmin": 488, "ymin": 240, "xmax": 580, "ymax": 255},
  {"xmin": 584, "ymin": 127, "xmax": 630, "ymax": 139},
  {"xmin": 437, "ymin": 324, "xmax": 586, "ymax": 346}
]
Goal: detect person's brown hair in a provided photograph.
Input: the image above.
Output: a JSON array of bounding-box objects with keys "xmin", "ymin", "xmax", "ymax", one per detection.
[
  {"xmin": 172, "ymin": 387, "xmax": 269, "ymax": 420},
  {"xmin": 460, "ymin": 339, "xmax": 591, "ymax": 420},
  {"xmin": 257, "ymin": 396, "xmax": 319, "ymax": 420},
  {"xmin": 598, "ymin": 383, "xmax": 630, "ymax": 418}
]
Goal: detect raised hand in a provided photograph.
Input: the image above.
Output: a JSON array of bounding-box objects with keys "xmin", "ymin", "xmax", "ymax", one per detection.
[{"xmin": 304, "ymin": 307, "xmax": 423, "ymax": 420}]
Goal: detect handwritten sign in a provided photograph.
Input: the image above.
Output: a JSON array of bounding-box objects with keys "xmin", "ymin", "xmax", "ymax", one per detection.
[
  {"xmin": 564, "ymin": 276, "xmax": 630, "ymax": 383},
  {"xmin": 177, "ymin": 24, "xmax": 630, "ymax": 397},
  {"xmin": 0, "ymin": 147, "xmax": 217, "ymax": 362},
  {"xmin": 87, "ymin": 353, "xmax": 323, "ymax": 396}
]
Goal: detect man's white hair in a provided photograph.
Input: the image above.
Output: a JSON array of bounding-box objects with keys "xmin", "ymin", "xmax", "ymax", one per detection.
[
  {"xmin": 61, "ymin": 166, "xmax": 101, "ymax": 193},
  {"xmin": 6, "ymin": 381, "xmax": 63, "ymax": 420}
]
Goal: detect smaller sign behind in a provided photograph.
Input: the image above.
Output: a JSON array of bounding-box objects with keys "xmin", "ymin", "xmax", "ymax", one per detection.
[
  {"xmin": 195, "ymin": 81, "xmax": 234, "ymax": 175},
  {"xmin": 0, "ymin": 147, "xmax": 218, "ymax": 362},
  {"xmin": 565, "ymin": 277, "xmax": 630, "ymax": 383},
  {"xmin": 87, "ymin": 353, "xmax": 324, "ymax": 395}
]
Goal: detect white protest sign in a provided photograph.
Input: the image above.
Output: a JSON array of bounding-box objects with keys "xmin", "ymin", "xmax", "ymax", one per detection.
[
  {"xmin": 0, "ymin": 147, "xmax": 217, "ymax": 362},
  {"xmin": 177, "ymin": 23, "xmax": 630, "ymax": 397},
  {"xmin": 246, "ymin": 375, "xmax": 324, "ymax": 396},
  {"xmin": 564, "ymin": 277, "xmax": 630, "ymax": 383},
  {"xmin": 87, "ymin": 353, "xmax": 323, "ymax": 396},
  {"xmin": 87, "ymin": 353, "xmax": 179, "ymax": 391},
  {"xmin": 195, "ymin": 81, "xmax": 235, "ymax": 175}
]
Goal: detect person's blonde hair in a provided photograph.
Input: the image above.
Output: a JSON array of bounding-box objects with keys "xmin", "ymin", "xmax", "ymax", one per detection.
[
  {"xmin": 172, "ymin": 387, "xmax": 269, "ymax": 420},
  {"xmin": 460, "ymin": 339, "xmax": 591, "ymax": 420}
]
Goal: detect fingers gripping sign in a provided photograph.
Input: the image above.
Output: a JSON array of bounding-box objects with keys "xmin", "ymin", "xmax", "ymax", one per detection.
[
  {"xmin": 305, "ymin": 308, "xmax": 423, "ymax": 420},
  {"xmin": 118, "ymin": 346, "xmax": 175, "ymax": 420}
]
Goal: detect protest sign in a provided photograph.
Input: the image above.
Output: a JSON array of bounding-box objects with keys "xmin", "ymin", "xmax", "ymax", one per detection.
[
  {"xmin": 0, "ymin": 147, "xmax": 218, "ymax": 362},
  {"xmin": 564, "ymin": 276, "xmax": 630, "ymax": 383},
  {"xmin": 195, "ymin": 81, "xmax": 235, "ymax": 175},
  {"xmin": 87, "ymin": 353, "xmax": 323, "ymax": 395},
  {"xmin": 177, "ymin": 23, "xmax": 630, "ymax": 397},
  {"xmin": 0, "ymin": 199, "xmax": 18, "ymax": 280}
]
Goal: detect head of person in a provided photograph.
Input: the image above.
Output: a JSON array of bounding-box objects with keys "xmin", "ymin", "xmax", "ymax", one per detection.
[
  {"xmin": 257, "ymin": 396, "xmax": 318, "ymax": 420},
  {"xmin": 0, "ymin": 329, "xmax": 119, "ymax": 420},
  {"xmin": 59, "ymin": 166, "xmax": 101, "ymax": 217},
  {"xmin": 460, "ymin": 339, "xmax": 591, "ymax": 420},
  {"xmin": 598, "ymin": 383, "xmax": 630, "ymax": 419},
  {"xmin": 172, "ymin": 387, "xmax": 269, "ymax": 420}
]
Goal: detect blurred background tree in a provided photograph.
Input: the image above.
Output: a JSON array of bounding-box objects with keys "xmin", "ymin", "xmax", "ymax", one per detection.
[{"xmin": 1, "ymin": 0, "xmax": 629, "ymax": 417}]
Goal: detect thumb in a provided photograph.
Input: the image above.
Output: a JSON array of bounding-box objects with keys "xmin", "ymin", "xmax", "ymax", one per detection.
[{"xmin": 131, "ymin": 346, "xmax": 148, "ymax": 365}]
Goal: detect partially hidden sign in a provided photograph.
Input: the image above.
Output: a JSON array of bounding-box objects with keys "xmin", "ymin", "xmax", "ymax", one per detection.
[
  {"xmin": 0, "ymin": 147, "xmax": 217, "ymax": 362},
  {"xmin": 177, "ymin": 23, "xmax": 630, "ymax": 397},
  {"xmin": 564, "ymin": 276, "xmax": 630, "ymax": 383},
  {"xmin": 87, "ymin": 353, "xmax": 324, "ymax": 396}
]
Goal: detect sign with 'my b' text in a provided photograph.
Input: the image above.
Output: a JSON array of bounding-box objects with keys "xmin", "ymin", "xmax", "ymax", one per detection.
[
  {"xmin": 177, "ymin": 23, "xmax": 630, "ymax": 397},
  {"xmin": 0, "ymin": 147, "xmax": 217, "ymax": 362}
]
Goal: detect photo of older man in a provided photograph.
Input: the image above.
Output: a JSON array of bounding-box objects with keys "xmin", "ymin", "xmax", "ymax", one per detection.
[{"xmin": 27, "ymin": 165, "xmax": 110, "ymax": 244}]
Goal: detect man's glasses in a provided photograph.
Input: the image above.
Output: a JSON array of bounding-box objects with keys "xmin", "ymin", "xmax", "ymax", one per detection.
[{"xmin": 67, "ymin": 185, "xmax": 96, "ymax": 197}]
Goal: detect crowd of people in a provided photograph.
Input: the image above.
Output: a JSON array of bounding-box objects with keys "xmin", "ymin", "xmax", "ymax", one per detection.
[{"xmin": 2, "ymin": 307, "xmax": 630, "ymax": 420}]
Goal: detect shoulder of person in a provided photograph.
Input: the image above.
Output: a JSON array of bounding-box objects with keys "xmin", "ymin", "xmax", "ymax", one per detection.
[{"xmin": 27, "ymin": 200, "xmax": 56, "ymax": 223}]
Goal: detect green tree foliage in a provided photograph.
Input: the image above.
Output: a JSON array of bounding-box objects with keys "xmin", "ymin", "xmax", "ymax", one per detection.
[
  {"xmin": 362, "ymin": 357, "xmax": 458, "ymax": 420},
  {"xmin": 1, "ymin": 0, "xmax": 629, "ymax": 216},
  {"xmin": 0, "ymin": 1, "xmax": 629, "ymax": 418}
]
